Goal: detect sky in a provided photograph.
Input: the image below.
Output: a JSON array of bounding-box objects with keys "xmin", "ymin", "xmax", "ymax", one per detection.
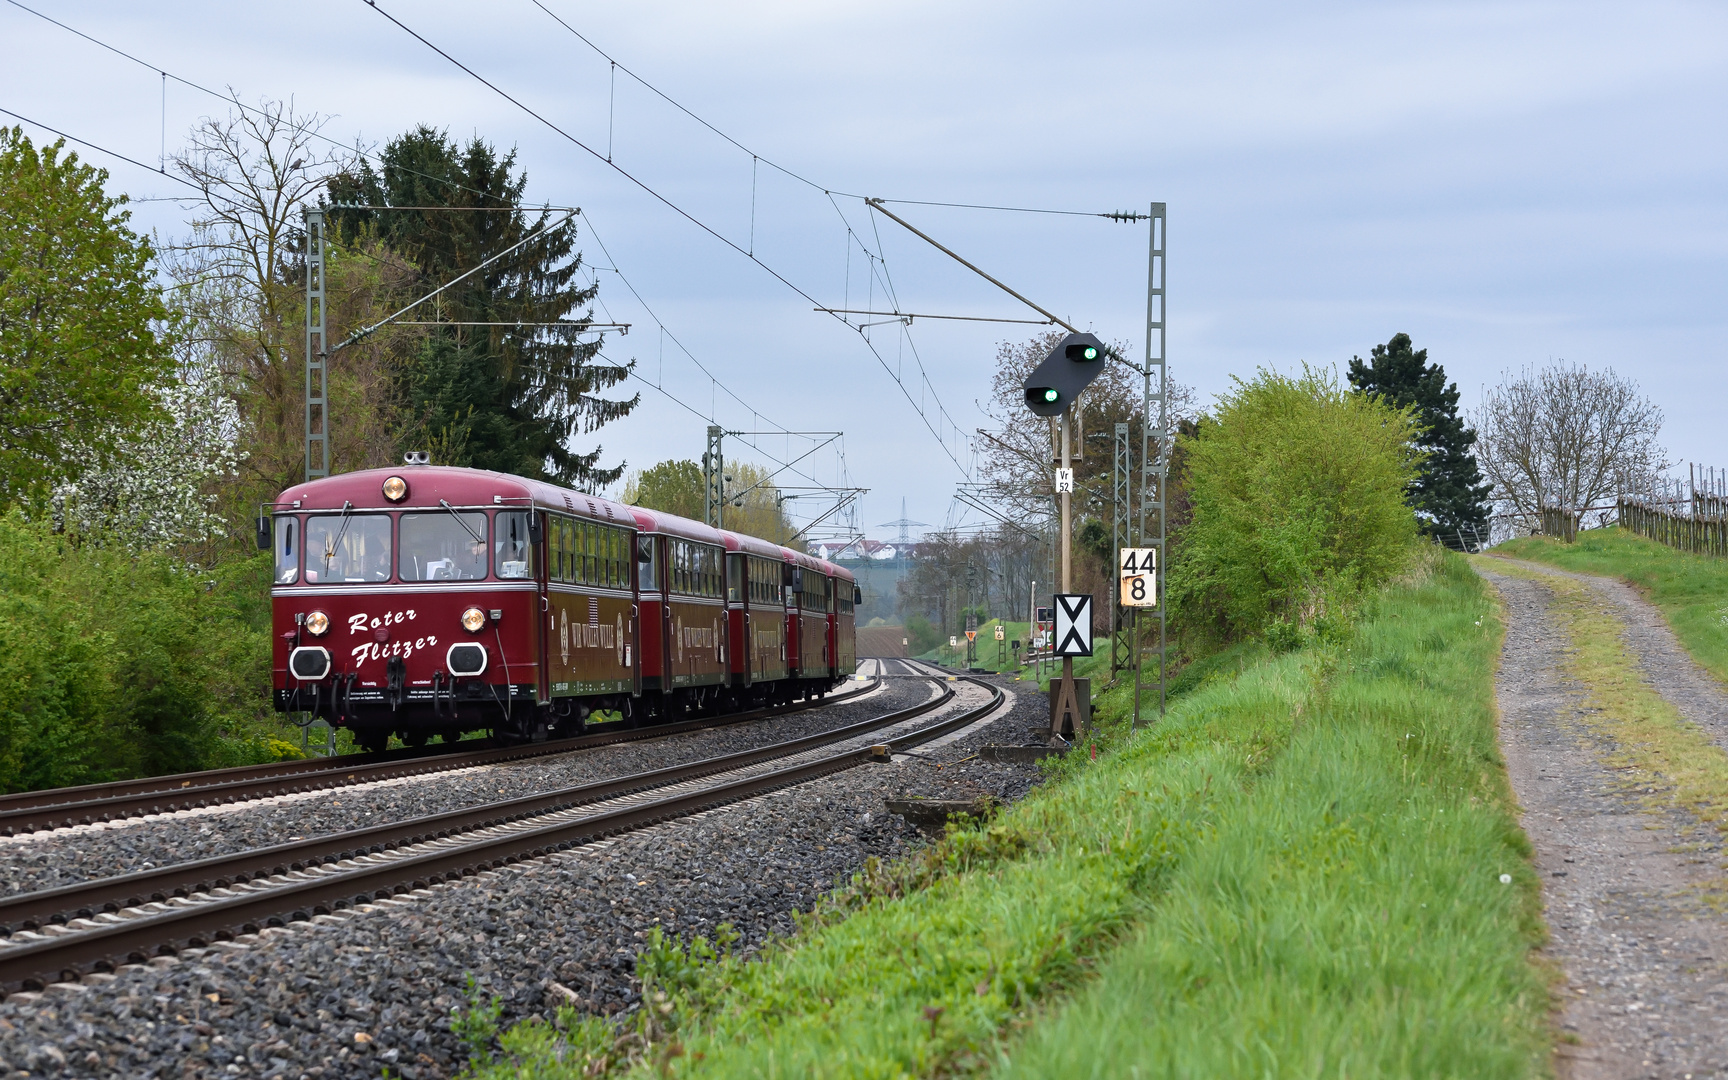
[{"xmin": 3, "ymin": 0, "xmax": 1724, "ymax": 540}]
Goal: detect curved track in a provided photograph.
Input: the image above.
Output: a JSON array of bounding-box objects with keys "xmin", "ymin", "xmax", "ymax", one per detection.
[
  {"xmin": 0, "ymin": 667, "xmax": 1000, "ymax": 995},
  {"xmin": 0, "ymin": 675, "xmax": 882, "ymax": 836}
]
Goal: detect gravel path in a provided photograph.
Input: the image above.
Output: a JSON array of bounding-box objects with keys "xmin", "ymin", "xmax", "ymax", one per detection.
[
  {"xmin": 1480, "ymin": 560, "xmax": 1728, "ymax": 1080},
  {"xmin": 0, "ymin": 678, "xmax": 910, "ymax": 901},
  {"xmin": 0, "ymin": 671, "xmax": 1049, "ymax": 1079}
]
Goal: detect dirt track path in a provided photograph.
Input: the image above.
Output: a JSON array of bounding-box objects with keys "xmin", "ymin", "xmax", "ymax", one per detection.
[{"xmin": 1479, "ymin": 558, "xmax": 1728, "ymax": 1079}]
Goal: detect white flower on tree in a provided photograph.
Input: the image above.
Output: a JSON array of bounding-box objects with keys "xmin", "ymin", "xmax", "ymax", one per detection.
[{"xmin": 53, "ymin": 370, "xmax": 243, "ymax": 551}]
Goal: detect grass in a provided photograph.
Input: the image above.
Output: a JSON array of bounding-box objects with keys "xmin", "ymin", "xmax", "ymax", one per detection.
[
  {"xmin": 1479, "ymin": 558, "xmax": 1728, "ymax": 843},
  {"xmin": 464, "ymin": 551, "xmax": 1551, "ymax": 1078},
  {"xmin": 1493, "ymin": 528, "xmax": 1728, "ymax": 686}
]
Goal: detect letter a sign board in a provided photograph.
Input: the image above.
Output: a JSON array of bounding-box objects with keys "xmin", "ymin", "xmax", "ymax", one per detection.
[
  {"xmin": 1120, "ymin": 547, "xmax": 1157, "ymax": 608},
  {"xmin": 1053, "ymin": 594, "xmax": 1093, "ymax": 657}
]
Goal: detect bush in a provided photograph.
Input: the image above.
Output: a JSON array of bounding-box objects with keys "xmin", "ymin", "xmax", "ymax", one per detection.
[
  {"xmin": 1172, "ymin": 365, "xmax": 1419, "ymax": 645},
  {"xmin": 0, "ymin": 513, "xmax": 278, "ymax": 792},
  {"xmin": 904, "ymin": 613, "xmax": 942, "ymax": 656}
]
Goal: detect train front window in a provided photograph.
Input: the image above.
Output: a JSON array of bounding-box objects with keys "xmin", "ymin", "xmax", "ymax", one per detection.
[
  {"xmin": 495, "ymin": 511, "xmax": 535, "ymax": 579},
  {"xmin": 399, "ymin": 512, "xmax": 488, "ymax": 581},
  {"xmin": 305, "ymin": 514, "xmax": 392, "ymax": 584},
  {"xmin": 274, "ymin": 516, "xmax": 299, "ymax": 584}
]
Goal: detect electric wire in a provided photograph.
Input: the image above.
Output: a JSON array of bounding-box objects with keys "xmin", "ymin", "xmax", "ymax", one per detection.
[
  {"xmin": 362, "ymin": 0, "xmax": 973, "ymax": 480},
  {"xmin": 7, "ymin": 0, "xmax": 972, "ymax": 482}
]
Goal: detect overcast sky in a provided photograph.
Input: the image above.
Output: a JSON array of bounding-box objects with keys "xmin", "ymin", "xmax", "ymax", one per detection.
[{"xmin": 5, "ymin": 0, "xmax": 1724, "ymax": 538}]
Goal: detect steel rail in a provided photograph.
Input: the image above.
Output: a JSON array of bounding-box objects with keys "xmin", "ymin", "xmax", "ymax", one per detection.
[
  {"xmin": 0, "ymin": 675, "xmax": 1002, "ymax": 995},
  {"xmin": 0, "ymin": 678, "xmax": 880, "ymax": 835},
  {"xmin": 0, "ymin": 680, "xmax": 950, "ymax": 934}
]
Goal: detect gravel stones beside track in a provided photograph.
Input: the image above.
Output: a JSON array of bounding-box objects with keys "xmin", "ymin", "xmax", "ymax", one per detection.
[
  {"xmin": 0, "ymin": 680, "xmax": 915, "ymax": 900},
  {"xmin": 0, "ymin": 672, "xmax": 1046, "ymax": 1079}
]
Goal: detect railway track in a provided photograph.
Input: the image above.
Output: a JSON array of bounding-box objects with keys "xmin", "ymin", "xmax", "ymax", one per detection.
[
  {"xmin": 0, "ymin": 674, "xmax": 884, "ymax": 837},
  {"xmin": 0, "ymin": 667, "xmax": 1001, "ymax": 996}
]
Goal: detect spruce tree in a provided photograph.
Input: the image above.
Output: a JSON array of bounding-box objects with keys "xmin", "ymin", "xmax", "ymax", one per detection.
[
  {"xmin": 329, "ymin": 127, "xmax": 637, "ymax": 488},
  {"xmin": 1346, "ymin": 333, "xmax": 1491, "ymax": 542}
]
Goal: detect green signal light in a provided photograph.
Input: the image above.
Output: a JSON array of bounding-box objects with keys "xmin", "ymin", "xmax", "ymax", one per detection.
[
  {"xmin": 1042, "ymin": 388, "xmax": 1060, "ymax": 403},
  {"xmin": 1082, "ymin": 346, "xmax": 1098, "ymax": 360}
]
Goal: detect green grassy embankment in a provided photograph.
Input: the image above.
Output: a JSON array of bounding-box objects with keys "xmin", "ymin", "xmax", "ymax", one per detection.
[
  {"xmin": 467, "ymin": 550, "xmax": 1550, "ymax": 1078},
  {"xmin": 1493, "ymin": 528, "xmax": 1728, "ymax": 686}
]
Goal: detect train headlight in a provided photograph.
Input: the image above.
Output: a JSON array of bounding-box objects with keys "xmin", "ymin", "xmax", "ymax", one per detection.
[
  {"xmin": 461, "ymin": 606, "xmax": 487, "ymax": 632},
  {"xmin": 382, "ymin": 475, "xmax": 409, "ymax": 502},
  {"xmin": 304, "ymin": 610, "xmax": 330, "ymax": 636}
]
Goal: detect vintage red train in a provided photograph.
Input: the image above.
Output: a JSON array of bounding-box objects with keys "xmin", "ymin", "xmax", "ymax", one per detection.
[{"xmin": 264, "ymin": 462, "xmax": 857, "ymax": 751}]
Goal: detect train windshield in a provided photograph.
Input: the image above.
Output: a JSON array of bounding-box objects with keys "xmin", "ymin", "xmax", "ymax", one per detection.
[
  {"xmin": 274, "ymin": 516, "xmax": 299, "ymax": 584},
  {"xmin": 494, "ymin": 511, "xmax": 534, "ymax": 579},
  {"xmin": 399, "ymin": 511, "xmax": 489, "ymax": 581},
  {"xmin": 305, "ymin": 514, "xmax": 392, "ymax": 584}
]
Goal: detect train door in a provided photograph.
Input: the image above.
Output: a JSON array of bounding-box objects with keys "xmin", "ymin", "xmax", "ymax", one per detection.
[
  {"xmin": 533, "ymin": 510, "xmax": 550, "ymax": 705},
  {"xmin": 658, "ymin": 535, "xmax": 674, "ymax": 691},
  {"xmin": 727, "ymin": 553, "xmax": 749, "ymax": 686},
  {"xmin": 634, "ymin": 533, "xmax": 664, "ymax": 694}
]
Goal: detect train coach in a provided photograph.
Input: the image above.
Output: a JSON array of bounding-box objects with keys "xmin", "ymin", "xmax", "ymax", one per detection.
[{"xmin": 265, "ymin": 461, "xmax": 857, "ymax": 751}]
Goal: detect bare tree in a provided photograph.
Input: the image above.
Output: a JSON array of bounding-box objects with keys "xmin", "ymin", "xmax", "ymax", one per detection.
[
  {"xmin": 162, "ymin": 95, "xmax": 421, "ymax": 524},
  {"xmin": 1474, "ymin": 362, "xmax": 1665, "ymax": 527},
  {"xmin": 973, "ymin": 329, "xmax": 1194, "ymax": 524}
]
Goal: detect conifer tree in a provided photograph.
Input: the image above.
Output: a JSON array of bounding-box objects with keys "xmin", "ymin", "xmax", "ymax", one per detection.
[
  {"xmin": 329, "ymin": 127, "xmax": 637, "ymax": 488},
  {"xmin": 1346, "ymin": 333, "xmax": 1491, "ymax": 540}
]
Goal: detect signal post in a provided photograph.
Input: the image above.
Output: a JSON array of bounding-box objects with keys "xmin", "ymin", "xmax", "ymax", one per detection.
[{"xmin": 1024, "ymin": 332, "xmax": 1107, "ymax": 742}]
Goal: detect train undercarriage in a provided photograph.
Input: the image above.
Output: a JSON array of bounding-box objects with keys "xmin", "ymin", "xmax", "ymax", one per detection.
[{"xmin": 281, "ymin": 678, "xmax": 844, "ymax": 753}]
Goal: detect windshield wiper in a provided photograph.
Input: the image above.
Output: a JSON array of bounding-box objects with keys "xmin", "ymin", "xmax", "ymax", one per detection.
[
  {"xmin": 440, "ymin": 499, "xmax": 485, "ymax": 545},
  {"xmin": 322, "ymin": 501, "xmax": 354, "ymax": 570}
]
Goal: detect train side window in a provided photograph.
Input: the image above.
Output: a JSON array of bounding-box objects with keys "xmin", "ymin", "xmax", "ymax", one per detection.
[
  {"xmin": 638, "ymin": 535, "xmax": 659, "ymax": 592},
  {"xmin": 495, "ymin": 511, "xmax": 534, "ymax": 579},
  {"xmin": 584, "ymin": 522, "xmax": 597, "ymax": 585},
  {"xmin": 274, "ymin": 516, "xmax": 299, "ymax": 584},
  {"xmin": 560, "ymin": 517, "xmax": 574, "ymax": 583}
]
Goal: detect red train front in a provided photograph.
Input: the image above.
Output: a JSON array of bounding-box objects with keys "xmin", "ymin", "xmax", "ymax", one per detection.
[{"xmin": 267, "ymin": 462, "xmax": 856, "ymax": 751}]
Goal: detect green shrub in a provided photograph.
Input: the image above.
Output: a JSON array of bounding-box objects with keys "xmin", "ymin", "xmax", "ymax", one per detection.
[
  {"xmin": 0, "ymin": 513, "xmax": 279, "ymax": 792},
  {"xmin": 903, "ymin": 613, "xmax": 942, "ymax": 656},
  {"xmin": 1172, "ymin": 365, "xmax": 1419, "ymax": 645}
]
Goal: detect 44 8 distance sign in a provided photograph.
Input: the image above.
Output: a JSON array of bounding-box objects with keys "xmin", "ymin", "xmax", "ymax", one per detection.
[{"xmin": 1119, "ymin": 547, "xmax": 1157, "ymax": 608}]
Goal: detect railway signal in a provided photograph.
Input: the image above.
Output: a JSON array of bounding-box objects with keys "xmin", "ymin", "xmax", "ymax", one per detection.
[
  {"xmin": 1022, "ymin": 332, "xmax": 1109, "ymax": 417},
  {"xmin": 1024, "ymin": 332, "xmax": 1114, "ymax": 742}
]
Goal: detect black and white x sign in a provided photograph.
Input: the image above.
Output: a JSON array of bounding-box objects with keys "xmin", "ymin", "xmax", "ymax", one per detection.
[{"xmin": 1053, "ymin": 593, "xmax": 1093, "ymax": 657}]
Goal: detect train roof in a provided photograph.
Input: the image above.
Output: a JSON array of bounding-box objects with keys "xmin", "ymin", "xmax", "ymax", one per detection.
[
  {"xmin": 626, "ymin": 506, "xmax": 725, "ymax": 545},
  {"xmin": 720, "ymin": 529, "xmax": 785, "ymax": 559},
  {"xmin": 277, "ymin": 465, "xmax": 742, "ymax": 549}
]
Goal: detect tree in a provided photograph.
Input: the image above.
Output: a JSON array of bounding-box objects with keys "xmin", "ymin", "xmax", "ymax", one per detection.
[
  {"xmin": 623, "ymin": 460, "xmax": 704, "ymax": 520},
  {"xmin": 974, "ymin": 329, "xmax": 1194, "ymax": 526},
  {"xmin": 619, "ymin": 459, "xmax": 795, "ymax": 540},
  {"xmin": 330, "ymin": 127, "xmax": 637, "ymax": 489},
  {"xmin": 1474, "ymin": 362, "xmax": 1664, "ymax": 526},
  {"xmin": 0, "ymin": 127, "xmax": 174, "ymax": 507},
  {"xmin": 1171, "ymin": 366, "xmax": 1419, "ymax": 645},
  {"xmin": 166, "ymin": 97, "xmax": 420, "ymax": 524},
  {"xmin": 1347, "ymin": 333, "xmax": 1491, "ymax": 539},
  {"xmin": 52, "ymin": 371, "xmax": 243, "ymax": 555}
]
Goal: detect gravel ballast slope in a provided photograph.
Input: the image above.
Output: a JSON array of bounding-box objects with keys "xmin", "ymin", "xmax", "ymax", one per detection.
[
  {"xmin": 0, "ymin": 679, "xmax": 920, "ymax": 900},
  {"xmin": 0, "ymin": 673, "xmax": 1048, "ymax": 1080}
]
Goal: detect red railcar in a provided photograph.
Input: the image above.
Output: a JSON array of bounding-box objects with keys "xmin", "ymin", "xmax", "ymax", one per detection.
[{"xmin": 267, "ymin": 463, "xmax": 857, "ymax": 750}]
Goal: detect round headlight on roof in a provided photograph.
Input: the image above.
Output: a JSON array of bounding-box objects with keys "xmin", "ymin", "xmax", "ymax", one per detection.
[
  {"xmin": 304, "ymin": 610, "xmax": 330, "ymax": 636},
  {"xmin": 382, "ymin": 475, "xmax": 408, "ymax": 502},
  {"xmin": 461, "ymin": 607, "xmax": 487, "ymax": 633}
]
